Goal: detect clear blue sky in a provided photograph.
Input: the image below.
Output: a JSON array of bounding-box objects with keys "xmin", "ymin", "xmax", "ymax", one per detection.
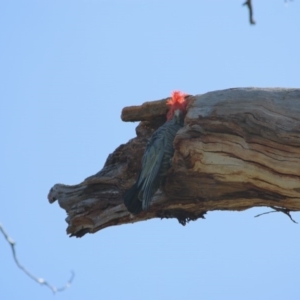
[{"xmin": 1, "ymin": 1, "xmax": 300, "ymax": 299}]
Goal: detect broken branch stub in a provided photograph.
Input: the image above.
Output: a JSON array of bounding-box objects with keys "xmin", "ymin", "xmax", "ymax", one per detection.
[{"xmin": 48, "ymin": 88, "xmax": 300, "ymax": 237}]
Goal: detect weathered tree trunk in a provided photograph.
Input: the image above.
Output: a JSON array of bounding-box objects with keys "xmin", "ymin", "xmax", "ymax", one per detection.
[{"xmin": 48, "ymin": 88, "xmax": 300, "ymax": 237}]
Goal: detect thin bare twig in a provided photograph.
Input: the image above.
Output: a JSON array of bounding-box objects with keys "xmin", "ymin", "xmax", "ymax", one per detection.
[
  {"xmin": 254, "ymin": 207, "xmax": 298, "ymax": 223},
  {"xmin": 243, "ymin": 0, "xmax": 256, "ymax": 25},
  {"xmin": 0, "ymin": 223, "xmax": 74, "ymax": 293}
]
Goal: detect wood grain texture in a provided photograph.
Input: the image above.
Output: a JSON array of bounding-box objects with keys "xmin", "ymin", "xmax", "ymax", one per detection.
[{"xmin": 48, "ymin": 88, "xmax": 300, "ymax": 237}]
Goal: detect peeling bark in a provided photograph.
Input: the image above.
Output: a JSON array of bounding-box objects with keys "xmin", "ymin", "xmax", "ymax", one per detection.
[{"xmin": 48, "ymin": 88, "xmax": 300, "ymax": 237}]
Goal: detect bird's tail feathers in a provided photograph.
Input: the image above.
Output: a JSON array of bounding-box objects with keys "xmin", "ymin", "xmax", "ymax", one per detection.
[{"xmin": 123, "ymin": 183, "xmax": 143, "ymax": 214}]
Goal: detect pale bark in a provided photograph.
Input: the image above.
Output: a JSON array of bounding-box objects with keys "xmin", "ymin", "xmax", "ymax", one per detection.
[{"xmin": 48, "ymin": 88, "xmax": 300, "ymax": 237}]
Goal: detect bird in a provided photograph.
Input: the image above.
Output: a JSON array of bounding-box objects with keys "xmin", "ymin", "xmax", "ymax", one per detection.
[{"xmin": 123, "ymin": 91, "xmax": 188, "ymax": 214}]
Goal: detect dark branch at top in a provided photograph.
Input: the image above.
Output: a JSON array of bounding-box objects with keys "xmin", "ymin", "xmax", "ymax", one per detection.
[{"xmin": 243, "ymin": 0, "xmax": 256, "ymax": 25}]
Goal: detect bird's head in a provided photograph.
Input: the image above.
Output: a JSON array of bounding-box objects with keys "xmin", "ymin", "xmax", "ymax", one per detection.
[{"xmin": 166, "ymin": 91, "xmax": 188, "ymax": 121}]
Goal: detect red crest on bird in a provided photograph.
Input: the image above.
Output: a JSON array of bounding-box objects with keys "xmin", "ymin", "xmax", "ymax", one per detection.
[{"xmin": 166, "ymin": 91, "xmax": 188, "ymax": 120}]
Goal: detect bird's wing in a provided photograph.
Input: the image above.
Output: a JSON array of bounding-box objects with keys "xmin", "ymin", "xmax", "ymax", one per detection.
[
  {"xmin": 138, "ymin": 119, "xmax": 181, "ymax": 209},
  {"xmin": 138, "ymin": 126, "xmax": 166, "ymax": 208}
]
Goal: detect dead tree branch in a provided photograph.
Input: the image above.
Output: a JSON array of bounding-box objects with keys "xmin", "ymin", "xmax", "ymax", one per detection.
[
  {"xmin": 255, "ymin": 207, "xmax": 298, "ymax": 223},
  {"xmin": 0, "ymin": 223, "xmax": 74, "ymax": 293},
  {"xmin": 242, "ymin": 0, "xmax": 295, "ymax": 25},
  {"xmin": 48, "ymin": 88, "xmax": 300, "ymax": 238},
  {"xmin": 243, "ymin": 0, "xmax": 256, "ymax": 25}
]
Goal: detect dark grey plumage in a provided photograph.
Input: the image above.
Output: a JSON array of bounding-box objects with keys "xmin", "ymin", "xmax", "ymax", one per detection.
[{"xmin": 123, "ymin": 109, "xmax": 184, "ymax": 214}]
